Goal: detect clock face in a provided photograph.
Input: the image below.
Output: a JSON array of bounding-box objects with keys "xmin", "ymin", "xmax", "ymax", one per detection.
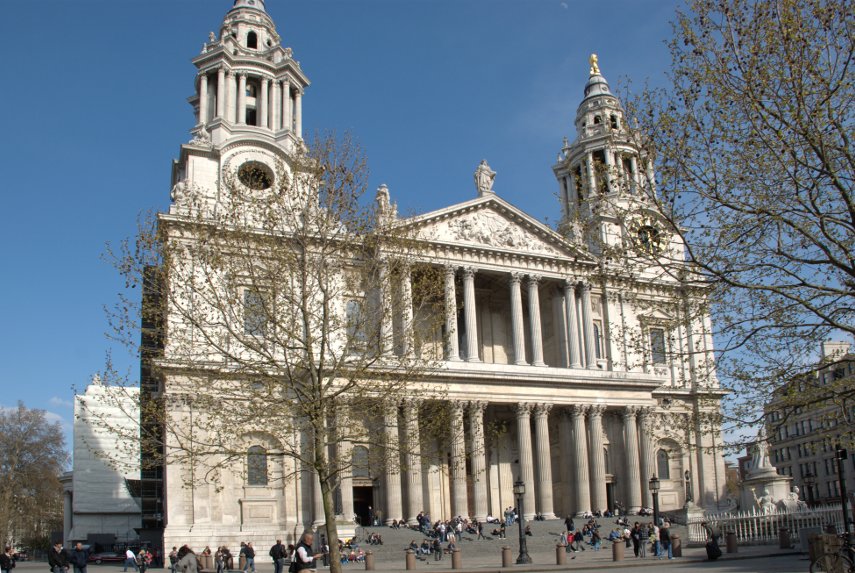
[
  {"xmin": 636, "ymin": 224, "xmax": 662, "ymax": 255},
  {"xmin": 238, "ymin": 161, "xmax": 273, "ymax": 190}
]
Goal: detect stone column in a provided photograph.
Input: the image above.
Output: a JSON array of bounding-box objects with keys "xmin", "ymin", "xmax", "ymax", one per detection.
[
  {"xmin": 63, "ymin": 490, "xmax": 72, "ymax": 542},
  {"xmin": 570, "ymin": 405, "xmax": 591, "ymax": 515},
  {"xmin": 468, "ymin": 401, "xmax": 488, "ymax": 522},
  {"xmin": 384, "ymin": 406, "xmax": 403, "ymax": 524},
  {"xmin": 282, "ymin": 80, "xmax": 292, "ymax": 131},
  {"xmin": 588, "ymin": 405, "xmax": 607, "ymax": 513},
  {"xmin": 237, "ymin": 73, "xmax": 247, "ymax": 125},
  {"xmin": 558, "ymin": 409, "xmax": 573, "ymax": 515},
  {"xmin": 554, "ymin": 290, "xmax": 569, "ymax": 367},
  {"xmin": 198, "ymin": 73, "xmax": 209, "ymax": 125},
  {"xmin": 565, "ymin": 280, "xmax": 582, "ymax": 368},
  {"xmin": 509, "ymin": 272, "xmax": 526, "ymax": 365},
  {"xmin": 271, "ymin": 79, "xmax": 280, "ymax": 130},
  {"xmin": 450, "ymin": 403, "xmax": 468, "ymax": 518},
  {"xmin": 629, "ymin": 155, "xmax": 640, "ymax": 192},
  {"xmin": 444, "ymin": 266, "xmax": 460, "ymax": 361},
  {"xmin": 216, "ymin": 67, "xmax": 226, "ymax": 118},
  {"xmin": 339, "ymin": 438, "xmax": 354, "ymax": 522},
  {"xmin": 313, "ymin": 471, "xmax": 325, "ymax": 528},
  {"xmin": 638, "ymin": 407, "xmax": 654, "ymax": 508},
  {"xmin": 378, "ymin": 261, "xmax": 393, "ymax": 355},
  {"xmin": 226, "ymin": 71, "xmax": 236, "ymax": 123},
  {"xmin": 580, "ymin": 281, "xmax": 597, "ymax": 368},
  {"xmin": 259, "ymin": 77, "xmax": 269, "ymax": 128},
  {"xmin": 623, "ymin": 407, "xmax": 643, "ymax": 513},
  {"xmin": 462, "ymin": 267, "xmax": 480, "ymax": 362},
  {"xmin": 515, "ymin": 403, "xmax": 537, "ymax": 520},
  {"xmin": 533, "ymin": 404, "xmax": 556, "ymax": 519},
  {"xmin": 527, "ymin": 275, "xmax": 546, "ymax": 366},
  {"xmin": 295, "ymin": 89, "xmax": 303, "ymax": 138},
  {"xmin": 586, "ymin": 152, "xmax": 596, "ymax": 194},
  {"xmin": 403, "ymin": 400, "xmax": 423, "ymax": 526},
  {"xmin": 401, "ymin": 265, "xmax": 414, "ymax": 357}
]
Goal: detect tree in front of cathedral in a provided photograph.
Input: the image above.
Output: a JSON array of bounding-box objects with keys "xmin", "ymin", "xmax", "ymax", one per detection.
[
  {"xmin": 619, "ymin": 0, "xmax": 854, "ymax": 445},
  {"xmin": 0, "ymin": 402, "xmax": 67, "ymax": 550},
  {"xmin": 101, "ymin": 132, "xmax": 448, "ymax": 571}
]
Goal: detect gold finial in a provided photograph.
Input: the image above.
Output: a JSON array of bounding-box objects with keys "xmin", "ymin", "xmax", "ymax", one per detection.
[{"xmin": 589, "ymin": 53, "xmax": 600, "ymax": 76}]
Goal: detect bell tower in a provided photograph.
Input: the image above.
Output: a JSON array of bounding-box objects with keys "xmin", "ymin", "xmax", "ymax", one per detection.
[
  {"xmin": 553, "ymin": 55, "xmax": 661, "ymax": 257},
  {"xmin": 189, "ymin": 0, "xmax": 310, "ymax": 150}
]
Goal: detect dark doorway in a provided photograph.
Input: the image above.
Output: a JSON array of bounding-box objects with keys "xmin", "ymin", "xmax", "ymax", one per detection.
[
  {"xmin": 353, "ymin": 486, "xmax": 374, "ymax": 526},
  {"xmin": 606, "ymin": 482, "xmax": 615, "ymax": 513}
]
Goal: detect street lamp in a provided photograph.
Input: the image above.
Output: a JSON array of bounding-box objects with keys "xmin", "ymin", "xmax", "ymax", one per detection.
[
  {"xmin": 804, "ymin": 471, "xmax": 816, "ymax": 506},
  {"xmin": 649, "ymin": 475, "xmax": 661, "ymax": 526},
  {"xmin": 835, "ymin": 445, "xmax": 851, "ymax": 538},
  {"xmin": 513, "ymin": 478, "xmax": 532, "ymax": 564}
]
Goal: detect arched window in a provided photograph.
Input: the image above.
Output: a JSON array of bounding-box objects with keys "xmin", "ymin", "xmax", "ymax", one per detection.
[
  {"xmin": 610, "ymin": 114, "xmax": 619, "ymax": 129},
  {"xmin": 247, "ymin": 31, "xmax": 258, "ymax": 49},
  {"xmin": 247, "ymin": 445, "xmax": 268, "ymax": 485},
  {"xmin": 593, "ymin": 115, "xmax": 602, "ymax": 125},
  {"xmin": 656, "ymin": 449, "xmax": 670, "ymax": 480},
  {"xmin": 352, "ymin": 445, "xmax": 370, "ymax": 478}
]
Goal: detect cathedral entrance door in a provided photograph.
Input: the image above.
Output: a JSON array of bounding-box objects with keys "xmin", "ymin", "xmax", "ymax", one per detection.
[
  {"xmin": 353, "ymin": 486, "xmax": 374, "ymax": 526},
  {"xmin": 606, "ymin": 482, "xmax": 615, "ymax": 514}
]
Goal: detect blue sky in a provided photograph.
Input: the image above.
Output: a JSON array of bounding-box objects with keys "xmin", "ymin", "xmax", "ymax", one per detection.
[{"xmin": 0, "ymin": 0, "xmax": 679, "ymax": 448}]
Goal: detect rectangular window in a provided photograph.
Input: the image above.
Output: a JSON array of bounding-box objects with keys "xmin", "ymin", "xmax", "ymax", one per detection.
[
  {"xmin": 649, "ymin": 328, "xmax": 666, "ymax": 365},
  {"xmin": 243, "ymin": 289, "xmax": 268, "ymax": 337},
  {"xmin": 593, "ymin": 320, "xmax": 605, "ymax": 360}
]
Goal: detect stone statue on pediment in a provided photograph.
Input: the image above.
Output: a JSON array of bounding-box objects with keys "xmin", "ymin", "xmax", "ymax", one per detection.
[{"xmin": 474, "ymin": 160, "xmax": 496, "ymax": 197}]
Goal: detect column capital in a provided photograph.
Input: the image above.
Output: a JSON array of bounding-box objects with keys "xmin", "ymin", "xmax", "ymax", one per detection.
[
  {"xmin": 588, "ymin": 404, "xmax": 606, "ymax": 418},
  {"xmin": 226, "ymin": 69, "xmax": 235, "ymax": 78},
  {"xmin": 260, "ymin": 76, "xmax": 270, "ymax": 85},
  {"xmin": 623, "ymin": 405, "xmax": 639, "ymax": 420},
  {"xmin": 515, "ymin": 402, "xmax": 534, "ymax": 419},
  {"xmin": 444, "ymin": 264, "xmax": 457, "ymax": 278},
  {"xmin": 402, "ymin": 398, "xmax": 422, "ymax": 414},
  {"xmin": 564, "ymin": 277, "xmax": 578, "ymax": 290},
  {"xmin": 526, "ymin": 274, "xmax": 541, "ymax": 285},
  {"xmin": 534, "ymin": 403, "xmax": 552, "ymax": 417},
  {"xmin": 450, "ymin": 401, "xmax": 465, "ymax": 416},
  {"xmin": 569, "ymin": 404, "xmax": 588, "ymax": 418},
  {"xmin": 462, "ymin": 266, "xmax": 477, "ymax": 280},
  {"xmin": 467, "ymin": 400, "xmax": 488, "ymax": 415},
  {"xmin": 509, "ymin": 271, "xmax": 524, "ymax": 285},
  {"xmin": 580, "ymin": 280, "xmax": 593, "ymax": 292}
]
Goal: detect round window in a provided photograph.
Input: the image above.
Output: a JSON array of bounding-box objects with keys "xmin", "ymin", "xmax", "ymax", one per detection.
[
  {"xmin": 238, "ymin": 161, "xmax": 273, "ymax": 190},
  {"xmin": 636, "ymin": 225, "xmax": 662, "ymax": 254}
]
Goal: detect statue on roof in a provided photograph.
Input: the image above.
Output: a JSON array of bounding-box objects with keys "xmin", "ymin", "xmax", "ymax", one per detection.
[
  {"xmin": 474, "ymin": 160, "xmax": 496, "ymax": 197},
  {"xmin": 589, "ymin": 53, "xmax": 600, "ymax": 76}
]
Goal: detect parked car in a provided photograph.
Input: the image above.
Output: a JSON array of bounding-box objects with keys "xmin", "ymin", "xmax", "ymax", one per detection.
[
  {"xmin": 89, "ymin": 552, "xmax": 124, "ymax": 565},
  {"xmin": 13, "ymin": 551, "xmax": 29, "ymax": 562}
]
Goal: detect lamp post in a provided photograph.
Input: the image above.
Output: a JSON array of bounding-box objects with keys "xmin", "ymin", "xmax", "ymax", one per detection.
[
  {"xmin": 649, "ymin": 475, "xmax": 661, "ymax": 526},
  {"xmin": 513, "ymin": 478, "xmax": 532, "ymax": 564},
  {"xmin": 804, "ymin": 471, "xmax": 816, "ymax": 507},
  {"xmin": 835, "ymin": 445, "xmax": 851, "ymax": 538}
]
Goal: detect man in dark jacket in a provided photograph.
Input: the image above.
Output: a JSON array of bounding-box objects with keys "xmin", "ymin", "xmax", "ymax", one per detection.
[
  {"xmin": 68, "ymin": 543, "xmax": 91, "ymax": 573},
  {"xmin": 268, "ymin": 540, "xmax": 286, "ymax": 573},
  {"xmin": 48, "ymin": 543, "xmax": 69, "ymax": 573},
  {"xmin": 659, "ymin": 522, "xmax": 673, "ymax": 560},
  {"xmin": 292, "ymin": 533, "xmax": 322, "ymax": 572},
  {"xmin": 1, "ymin": 546, "xmax": 16, "ymax": 573}
]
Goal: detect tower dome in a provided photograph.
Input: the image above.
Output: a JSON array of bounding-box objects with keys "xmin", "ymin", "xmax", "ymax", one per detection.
[{"xmin": 231, "ymin": 0, "xmax": 266, "ymax": 12}]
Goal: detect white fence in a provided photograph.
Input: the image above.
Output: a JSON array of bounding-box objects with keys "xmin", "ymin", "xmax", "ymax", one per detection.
[{"xmin": 687, "ymin": 504, "xmax": 845, "ymax": 545}]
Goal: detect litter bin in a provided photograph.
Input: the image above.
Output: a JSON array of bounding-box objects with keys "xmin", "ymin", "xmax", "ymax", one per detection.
[
  {"xmin": 556, "ymin": 544, "xmax": 566, "ymax": 565},
  {"xmin": 238, "ymin": 556, "xmax": 246, "ymax": 571},
  {"xmin": 501, "ymin": 546, "xmax": 512, "ymax": 568},
  {"xmin": 612, "ymin": 540, "xmax": 625, "ymax": 561},
  {"xmin": 364, "ymin": 550, "xmax": 374, "ymax": 571},
  {"xmin": 405, "ymin": 550, "xmax": 416, "ymax": 570},
  {"xmin": 451, "ymin": 549, "xmax": 461, "ymax": 569},
  {"xmin": 726, "ymin": 531, "xmax": 738, "ymax": 553},
  {"xmin": 671, "ymin": 534, "xmax": 682, "ymax": 557}
]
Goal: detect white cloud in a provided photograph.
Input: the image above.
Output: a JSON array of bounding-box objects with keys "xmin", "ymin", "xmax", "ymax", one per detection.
[
  {"xmin": 560, "ymin": 1, "xmax": 569, "ymax": 9},
  {"xmin": 49, "ymin": 396, "xmax": 74, "ymax": 409}
]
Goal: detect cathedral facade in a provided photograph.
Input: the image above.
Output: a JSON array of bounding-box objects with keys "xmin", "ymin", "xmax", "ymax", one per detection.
[{"xmin": 148, "ymin": 0, "xmax": 728, "ymax": 551}]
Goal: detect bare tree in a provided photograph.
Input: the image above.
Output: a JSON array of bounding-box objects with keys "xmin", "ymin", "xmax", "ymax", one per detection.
[
  {"xmin": 0, "ymin": 402, "xmax": 67, "ymax": 550},
  {"xmin": 97, "ymin": 132, "xmax": 449, "ymax": 571},
  {"xmin": 615, "ymin": 0, "xmax": 854, "ymax": 445}
]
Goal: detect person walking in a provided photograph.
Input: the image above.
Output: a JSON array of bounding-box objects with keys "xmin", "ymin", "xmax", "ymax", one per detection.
[
  {"xmin": 49, "ymin": 543, "xmax": 69, "ymax": 573},
  {"xmin": 432, "ymin": 539, "xmax": 441, "ymax": 561},
  {"xmin": 168, "ymin": 548, "xmax": 178, "ymax": 573},
  {"xmin": 1, "ymin": 546, "xmax": 16, "ymax": 573},
  {"xmin": 69, "ymin": 543, "xmax": 90, "ymax": 573},
  {"xmin": 269, "ymin": 540, "xmax": 286, "ymax": 573},
  {"xmin": 123, "ymin": 549, "xmax": 138, "ymax": 572},
  {"xmin": 175, "ymin": 547, "xmax": 198, "ymax": 573},
  {"xmin": 630, "ymin": 522, "xmax": 642, "ymax": 557},
  {"xmin": 659, "ymin": 522, "xmax": 673, "ymax": 560},
  {"xmin": 291, "ymin": 532, "xmax": 323, "ymax": 573},
  {"xmin": 242, "ymin": 543, "xmax": 255, "ymax": 573}
]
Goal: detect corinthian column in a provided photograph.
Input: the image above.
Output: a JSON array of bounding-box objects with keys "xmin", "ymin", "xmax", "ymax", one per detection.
[
  {"xmin": 527, "ymin": 275, "xmax": 546, "ymax": 367},
  {"xmin": 468, "ymin": 401, "xmax": 488, "ymax": 522},
  {"xmin": 509, "ymin": 272, "xmax": 527, "ymax": 365},
  {"xmin": 259, "ymin": 77, "xmax": 269, "ymax": 128},
  {"xmin": 271, "ymin": 79, "xmax": 280, "ymax": 130},
  {"xmin": 450, "ymin": 403, "xmax": 468, "ymax": 517},
  {"xmin": 282, "ymin": 79, "xmax": 292, "ymax": 130},
  {"xmin": 403, "ymin": 400, "xmax": 423, "ymax": 526},
  {"xmin": 570, "ymin": 405, "xmax": 591, "ymax": 515},
  {"xmin": 462, "ymin": 267, "xmax": 480, "ymax": 362},
  {"xmin": 638, "ymin": 407, "xmax": 655, "ymax": 508},
  {"xmin": 588, "ymin": 405, "xmax": 607, "ymax": 513},
  {"xmin": 623, "ymin": 407, "xmax": 643, "ymax": 513},
  {"xmin": 515, "ymin": 403, "xmax": 537, "ymax": 520},
  {"xmin": 401, "ymin": 265, "xmax": 414, "ymax": 357},
  {"xmin": 384, "ymin": 406, "xmax": 403, "ymax": 524},
  {"xmin": 580, "ymin": 281, "xmax": 597, "ymax": 368},
  {"xmin": 237, "ymin": 73, "xmax": 247, "ymax": 124},
  {"xmin": 313, "ymin": 471, "xmax": 325, "ymax": 528},
  {"xmin": 444, "ymin": 266, "xmax": 460, "ymax": 361},
  {"xmin": 216, "ymin": 67, "xmax": 225, "ymax": 118},
  {"xmin": 565, "ymin": 280, "xmax": 582, "ymax": 368},
  {"xmin": 226, "ymin": 70, "xmax": 236, "ymax": 123},
  {"xmin": 295, "ymin": 89, "xmax": 303, "ymax": 138},
  {"xmin": 378, "ymin": 261, "xmax": 393, "ymax": 355},
  {"xmin": 198, "ymin": 73, "xmax": 209, "ymax": 125},
  {"xmin": 533, "ymin": 404, "xmax": 556, "ymax": 519},
  {"xmin": 338, "ymin": 438, "xmax": 354, "ymax": 522}
]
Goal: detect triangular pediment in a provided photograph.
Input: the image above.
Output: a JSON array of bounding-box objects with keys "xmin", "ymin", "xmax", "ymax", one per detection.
[{"xmin": 402, "ymin": 195, "xmax": 589, "ymax": 260}]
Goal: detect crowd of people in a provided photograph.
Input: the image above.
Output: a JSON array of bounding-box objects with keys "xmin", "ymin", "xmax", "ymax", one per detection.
[{"xmin": 556, "ymin": 515, "xmax": 678, "ymax": 559}]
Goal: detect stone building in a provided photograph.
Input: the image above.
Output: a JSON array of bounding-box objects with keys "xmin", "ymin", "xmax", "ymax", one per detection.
[
  {"xmin": 766, "ymin": 341, "xmax": 855, "ymax": 506},
  {"xmin": 145, "ymin": 0, "xmax": 728, "ymax": 551}
]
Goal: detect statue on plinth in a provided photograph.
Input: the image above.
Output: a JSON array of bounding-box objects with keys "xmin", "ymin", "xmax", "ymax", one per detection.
[{"xmin": 474, "ymin": 160, "xmax": 496, "ymax": 197}]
